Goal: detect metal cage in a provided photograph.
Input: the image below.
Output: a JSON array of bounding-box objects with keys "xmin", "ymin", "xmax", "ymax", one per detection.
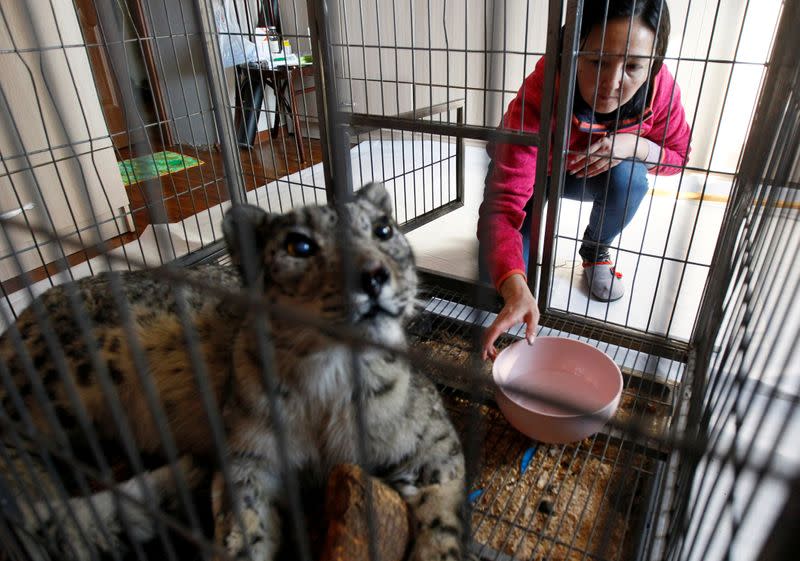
[{"xmin": 0, "ymin": 1, "xmax": 797, "ymax": 560}]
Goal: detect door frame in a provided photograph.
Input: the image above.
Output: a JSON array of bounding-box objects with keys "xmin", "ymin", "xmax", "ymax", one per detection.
[
  {"xmin": 75, "ymin": 0, "xmax": 174, "ymax": 150},
  {"xmin": 127, "ymin": 0, "xmax": 174, "ymax": 147},
  {"xmin": 74, "ymin": 0, "xmax": 131, "ymax": 150}
]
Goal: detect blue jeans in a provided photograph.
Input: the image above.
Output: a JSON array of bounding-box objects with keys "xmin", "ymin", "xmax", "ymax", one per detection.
[{"xmin": 482, "ymin": 159, "xmax": 649, "ymax": 280}]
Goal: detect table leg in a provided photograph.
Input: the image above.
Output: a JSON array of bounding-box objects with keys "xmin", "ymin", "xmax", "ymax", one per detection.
[
  {"xmin": 236, "ymin": 69, "xmax": 265, "ymax": 148},
  {"xmin": 287, "ymin": 70, "xmax": 306, "ymax": 163},
  {"xmin": 272, "ymin": 77, "xmax": 290, "ymax": 139}
]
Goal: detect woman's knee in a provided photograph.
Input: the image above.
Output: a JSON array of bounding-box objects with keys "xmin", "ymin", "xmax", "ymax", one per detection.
[{"xmin": 607, "ymin": 159, "xmax": 649, "ymax": 203}]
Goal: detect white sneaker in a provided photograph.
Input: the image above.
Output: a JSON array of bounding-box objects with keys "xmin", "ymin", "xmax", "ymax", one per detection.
[{"xmin": 582, "ymin": 260, "xmax": 625, "ymax": 302}]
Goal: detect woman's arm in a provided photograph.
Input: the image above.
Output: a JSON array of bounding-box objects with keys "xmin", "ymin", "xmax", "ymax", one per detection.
[
  {"xmin": 478, "ymin": 59, "xmax": 548, "ymax": 360},
  {"xmin": 645, "ymin": 66, "xmax": 692, "ymax": 176},
  {"xmin": 566, "ymin": 133, "xmax": 651, "ymax": 178},
  {"xmin": 477, "ymin": 58, "xmax": 547, "ymax": 288}
]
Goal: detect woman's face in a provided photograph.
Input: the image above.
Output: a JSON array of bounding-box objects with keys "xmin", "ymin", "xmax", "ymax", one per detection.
[{"xmin": 576, "ymin": 16, "xmax": 656, "ymax": 114}]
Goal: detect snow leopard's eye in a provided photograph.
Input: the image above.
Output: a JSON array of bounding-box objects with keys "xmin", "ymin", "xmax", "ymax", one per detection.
[
  {"xmin": 284, "ymin": 232, "xmax": 318, "ymax": 258},
  {"xmin": 373, "ymin": 216, "xmax": 394, "ymax": 240}
]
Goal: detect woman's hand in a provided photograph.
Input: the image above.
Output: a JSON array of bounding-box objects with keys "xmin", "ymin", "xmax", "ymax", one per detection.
[
  {"xmin": 566, "ymin": 133, "xmax": 648, "ymax": 178},
  {"xmin": 481, "ymin": 274, "xmax": 540, "ymax": 361}
]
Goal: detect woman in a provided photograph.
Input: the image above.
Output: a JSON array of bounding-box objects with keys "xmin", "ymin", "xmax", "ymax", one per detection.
[{"xmin": 478, "ymin": 0, "xmax": 691, "ymax": 360}]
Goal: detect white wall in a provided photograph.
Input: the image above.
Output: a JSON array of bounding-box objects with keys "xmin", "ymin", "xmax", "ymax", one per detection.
[
  {"xmin": 327, "ymin": 0, "xmax": 549, "ymax": 128},
  {"xmin": 0, "ymin": 0, "xmax": 130, "ymax": 281},
  {"xmin": 666, "ymin": 0, "xmax": 781, "ymax": 174}
]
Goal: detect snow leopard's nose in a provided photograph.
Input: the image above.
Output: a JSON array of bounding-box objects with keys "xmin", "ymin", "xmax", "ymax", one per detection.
[{"xmin": 361, "ymin": 264, "xmax": 389, "ymax": 299}]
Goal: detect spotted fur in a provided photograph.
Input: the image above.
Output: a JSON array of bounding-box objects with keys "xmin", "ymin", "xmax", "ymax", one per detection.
[{"xmin": 0, "ymin": 183, "xmax": 466, "ymax": 561}]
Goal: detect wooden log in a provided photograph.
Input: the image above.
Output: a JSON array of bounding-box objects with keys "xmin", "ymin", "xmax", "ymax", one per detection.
[{"xmin": 320, "ymin": 464, "xmax": 411, "ymax": 561}]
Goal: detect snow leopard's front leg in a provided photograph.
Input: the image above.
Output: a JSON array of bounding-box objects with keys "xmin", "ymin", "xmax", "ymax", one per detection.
[
  {"xmin": 212, "ymin": 451, "xmax": 283, "ymax": 561},
  {"xmin": 405, "ymin": 475, "xmax": 466, "ymax": 561},
  {"xmin": 393, "ymin": 393, "xmax": 467, "ymax": 561}
]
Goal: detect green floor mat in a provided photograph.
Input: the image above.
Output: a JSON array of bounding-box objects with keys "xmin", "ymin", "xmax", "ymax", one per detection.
[{"xmin": 118, "ymin": 151, "xmax": 203, "ymax": 186}]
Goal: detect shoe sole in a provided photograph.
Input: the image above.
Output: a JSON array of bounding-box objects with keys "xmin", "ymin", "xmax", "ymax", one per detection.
[{"xmin": 590, "ymin": 292, "xmax": 625, "ymax": 303}]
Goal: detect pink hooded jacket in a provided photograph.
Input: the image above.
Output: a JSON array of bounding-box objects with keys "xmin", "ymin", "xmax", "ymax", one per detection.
[{"xmin": 477, "ymin": 56, "xmax": 692, "ymax": 289}]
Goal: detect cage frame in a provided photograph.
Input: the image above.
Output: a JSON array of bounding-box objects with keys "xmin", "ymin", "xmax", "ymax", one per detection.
[{"xmin": 0, "ymin": 0, "xmax": 797, "ymax": 560}]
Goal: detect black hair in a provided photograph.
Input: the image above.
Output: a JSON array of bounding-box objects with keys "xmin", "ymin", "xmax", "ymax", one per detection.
[
  {"xmin": 580, "ymin": 0, "xmax": 670, "ymax": 77},
  {"xmin": 572, "ymin": 0, "xmax": 671, "ymax": 127}
]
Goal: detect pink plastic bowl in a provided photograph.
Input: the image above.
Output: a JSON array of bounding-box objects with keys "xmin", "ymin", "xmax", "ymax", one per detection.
[{"xmin": 492, "ymin": 337, "xmax": 623, "ymax": 444}]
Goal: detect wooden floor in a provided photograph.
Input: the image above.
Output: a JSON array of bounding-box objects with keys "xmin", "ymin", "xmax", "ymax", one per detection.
[
  {"xmin": 1, "ymin": 131, "xmax": 323, "ymax": 294},
  {"xmin": 122, "ymin": 131, "xmax": 324, "ymax": 234}
]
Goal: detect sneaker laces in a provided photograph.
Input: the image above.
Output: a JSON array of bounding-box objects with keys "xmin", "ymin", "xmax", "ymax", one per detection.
[{"xmin": 582, "ymin": 260, "xmax": 623, "ymax": 279}]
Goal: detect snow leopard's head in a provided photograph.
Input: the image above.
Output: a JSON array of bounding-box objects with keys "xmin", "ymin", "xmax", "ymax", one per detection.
[{"xmin": 223, "ymin": 182, "xmax": 417, "ymax": 344}]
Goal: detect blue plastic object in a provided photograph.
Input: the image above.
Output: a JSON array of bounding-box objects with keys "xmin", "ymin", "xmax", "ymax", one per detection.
[
  {"xmin": 468, "ymin": 489, "xmax": 484, "ymax": 504},
  {"xmin": 519, "ymin": 444, "xmax": 538, "ymax": 475}
]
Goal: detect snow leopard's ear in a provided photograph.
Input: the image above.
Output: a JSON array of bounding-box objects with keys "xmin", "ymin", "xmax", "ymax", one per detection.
[
  {"xmin": 223, "ymin": 204, "xmax": 271, "ymax": 285},
  {"xmin": 357, "ymin": 182, "xmax": 394, "ymax": 217}
]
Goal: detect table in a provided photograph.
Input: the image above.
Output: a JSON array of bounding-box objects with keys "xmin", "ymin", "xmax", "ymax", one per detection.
[{"xmin": 235, "ymin": 62, "xmax": 315, "ymax": 162}]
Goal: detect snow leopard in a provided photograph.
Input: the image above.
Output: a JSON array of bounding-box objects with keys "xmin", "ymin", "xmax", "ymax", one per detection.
[{"xmin": 0, "ymin": 182, "xmax": 467, "ymax": 561}]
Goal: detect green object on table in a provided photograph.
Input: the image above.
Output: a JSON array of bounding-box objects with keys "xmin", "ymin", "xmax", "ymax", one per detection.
[
  {"xmin": 299, "ymin": 54, "xmax": 313, "ymax": 65},
  {"xmin": 117, "ymin": 151, "xmax": 203, "ymax": 186}
]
